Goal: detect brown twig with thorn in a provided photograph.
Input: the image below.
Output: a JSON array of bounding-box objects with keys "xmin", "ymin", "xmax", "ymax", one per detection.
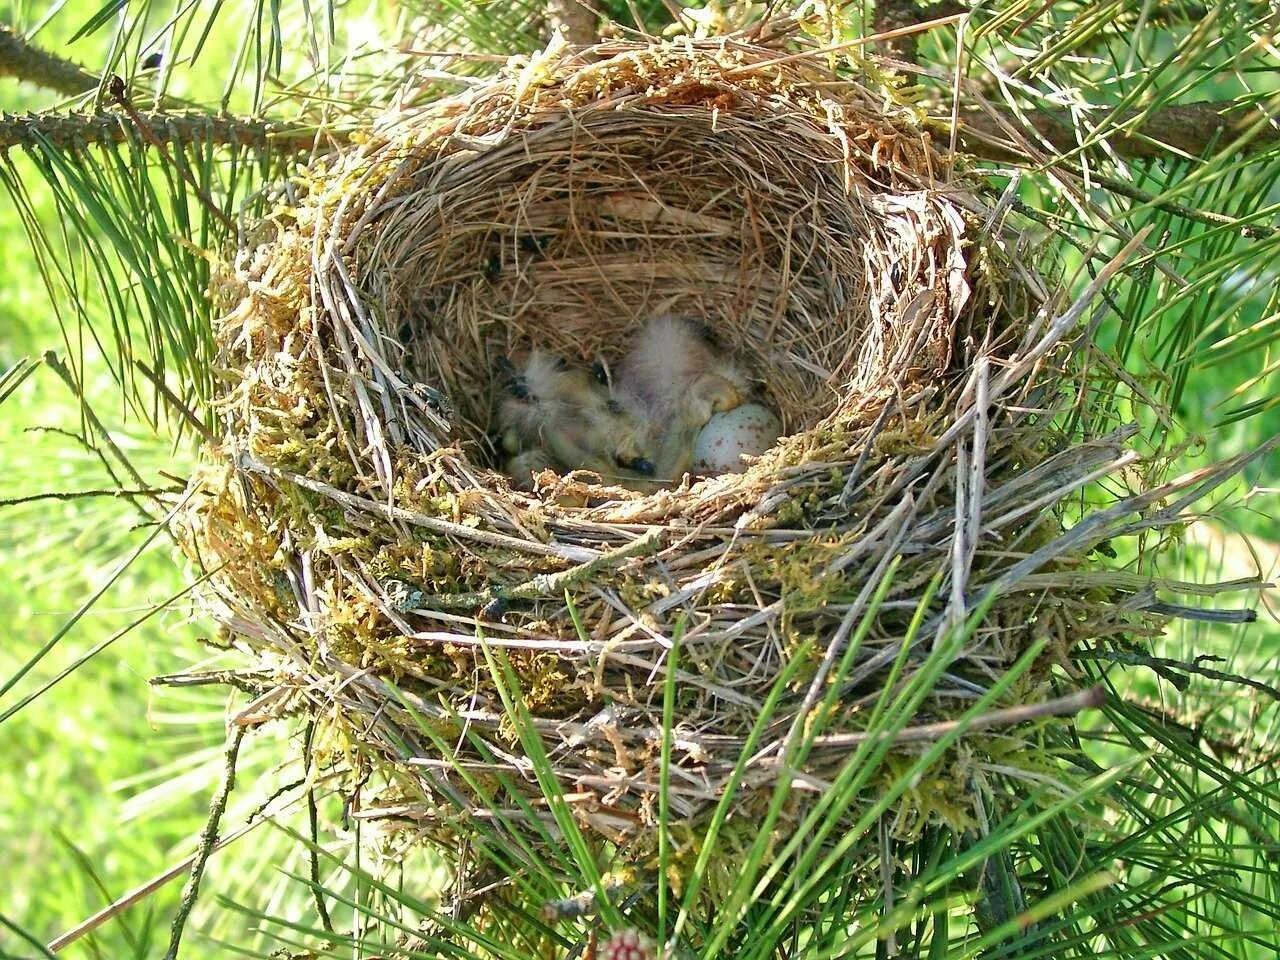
[
  {"xmin": 134, "ymin": 359, "xmax": 216, "ymax": 442},
  {"xmin": 107, "ymin": 74, "xmax": 236, "ymax": 232}
]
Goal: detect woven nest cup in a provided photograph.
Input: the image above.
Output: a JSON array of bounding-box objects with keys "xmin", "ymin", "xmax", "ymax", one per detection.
[{"xmin": 183, "ymin": 38, "xmax": 1133, "ymax": 861}]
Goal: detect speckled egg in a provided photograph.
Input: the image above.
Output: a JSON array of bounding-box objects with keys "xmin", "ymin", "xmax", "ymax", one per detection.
[{"xmin": 693, "ymin": 403, "xmax": 782, "ymax": 475}]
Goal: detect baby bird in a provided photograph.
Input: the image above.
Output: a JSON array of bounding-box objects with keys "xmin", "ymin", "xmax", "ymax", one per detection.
[
  {"xmin": 614, "ymin": 316, "xmax": 749, "ymax": 483},
  {"xmin": 496, "ymin": 350, "xmax": 655, "ymax": 488}
]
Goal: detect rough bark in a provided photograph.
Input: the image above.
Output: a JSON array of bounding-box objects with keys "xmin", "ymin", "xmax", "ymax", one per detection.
[
  {"xmin": 0, "ymin": 23, "xmax": 98, "ymax": 96},
  {"xmin": 954, "ymin": 100, "xmax": 1280, "ymax": 161},
  {"xmin": 546, "ymin": 0, "xmax": 599, "ymax": 45},
  {"xmin": 0, "ymin": 110, "xmax": 331, "ymax": 153}
]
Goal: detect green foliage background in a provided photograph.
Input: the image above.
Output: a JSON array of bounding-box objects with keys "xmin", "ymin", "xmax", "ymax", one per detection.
[{"xmin": 0, "ymin": 1, "xmax": 1278, "ymax": 958}]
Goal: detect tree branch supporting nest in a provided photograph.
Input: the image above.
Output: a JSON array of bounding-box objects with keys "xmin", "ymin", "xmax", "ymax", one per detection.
[
  {"xmin": 0, "ymin": 23, "xmax": 97, "ymax": 96},
  {"xmin": 954, "ymin": 100, "xmax": 1280, "ymax": 162},
  {"xmin": 0, "ymin": 109, "xmax": 333, "ymax": 154}
]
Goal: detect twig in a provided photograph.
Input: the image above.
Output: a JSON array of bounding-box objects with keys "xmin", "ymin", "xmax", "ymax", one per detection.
[
  {"xmin": 238, "ymin": 452, "xmax": 600, "ymax": 563},
  {"xmin": 0, "ymin": 23, "xmax": 98, "ymax": 96},
  {"xmin": 1075, "ymin": 649, "xmax": 1280, "ymax": 701},
  {"xmin": 134, "ymin": 360, "xmax": 215, "ymax": 442},
  {"xmin": 1053, "ymin": 162, "xmax": 1279, "ymax": 240},
  {"xmin": 43, "ymin": 352, "xmax": 153, "ymax": 510},
  {"xmin": 401, "ymin": 528, "xmax": 663, "ymax": 612},
  {"xmin": 164, "ymin": 725, "xmax": 246, "ymax": 960},
  {"xmin": 723, "ymin": 9, "xmax": 970, "ymax": 77},
  {"xmin": 107, "ymin": 75, "xmax": 235, "ymax": 232},
  {"xmin": 806, "ymin": 686, "xmax": 1106, "ymax": 749},
  {"xmin": 0, "ymin": 487, "xmax": 164, "ymax": 506},
  {"xmin": 149, "ymin": 668, "xmax": 277, "ymax": 694},
  {"xmin": 304, "ymin": 721, "xmax": 334, "ymax": 933},
  {"xmin": 1138, "ymin": 600, "xmax": 1257, "ymax": 625},
  {"xmin": 48, "ymin": 813, "xmax": 255, "ymax": 953},
  {"xmin": 46, "ymin": 776, "xmax": 342, "ymax": 954}
]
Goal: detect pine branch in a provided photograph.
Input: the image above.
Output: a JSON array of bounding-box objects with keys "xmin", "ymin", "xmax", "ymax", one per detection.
[
  {"xmin": 0, "ymin": 109, "xmax": 338, "ymax": 154},
  {"xmin": 953, "ymin": 100, "xmax": 1280, "ymax": 161},
  {"xmin": 0, "ymin": 23, "xmax": 98, "ymax": 96}
]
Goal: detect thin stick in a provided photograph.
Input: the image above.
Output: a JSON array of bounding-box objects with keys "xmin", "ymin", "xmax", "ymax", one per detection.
[
  {"xmin": 48, "ymin": 814, "xmax": 261, "ymax": 953},
  {"xmin": 164, "ymin": 725, "xmax": 246, "ymax": 960},
  {"xmin": 806, "ymin": 686, "xmax": 1106, "ymax": 750},
  {"xmin": 43, "ymin": 351, "xmax": 153, "ymax": 506},
  {"xmin": 107, "ymin": 75, "xmax": 235, "ymax": 232},
  {"xmin": 304, "ymin": 721, "xmax": 335, "ymax": 932},
  {"xmin": 0, "ymin": 487, "xmax": 163, "ymax": 506},
  {"xmin": 46, "ymin": 772, "xmax": 342, "ymax": 953},
  {"xmin": 1075, "ymin": 650, "xmax": 1280, "ymax": 701},
  {"xmin": 407, "ymin": 528, "xmax": 663, "ymax": 611},
  {"xmin": 722, "ymin": 11, "xmax": 970, "ymax": 77},
  {"xmin": 238, "ymin": 453, "xmax": 600, "ymax": 563},
  {"xmin": 134, "ymin": 360, "xmax": 216, "ymax": 442}
]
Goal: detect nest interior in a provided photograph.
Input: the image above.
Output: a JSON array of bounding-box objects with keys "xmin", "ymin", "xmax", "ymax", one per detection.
[
  {"xmin": 182, "ymin": 38, "xmax": 1161, "ymax": 854},
  {"xmin": 370, "ymin": 99, "xmax": 966, "ymax": 450}
]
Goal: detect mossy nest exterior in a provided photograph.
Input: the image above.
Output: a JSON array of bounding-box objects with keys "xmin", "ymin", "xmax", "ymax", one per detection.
[{"xmin": 178, "ymin": 37, "xmax": 1170, "ymax": 854}]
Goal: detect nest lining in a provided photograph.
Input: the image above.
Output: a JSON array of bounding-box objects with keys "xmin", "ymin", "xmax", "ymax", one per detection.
[
  {"xmin": 180, "ymin": 38, "xmax": 1158, "ymax": 854},
  {"xmin": 365, "ymin": 104, "xmax": 967, "ymax": 461}
]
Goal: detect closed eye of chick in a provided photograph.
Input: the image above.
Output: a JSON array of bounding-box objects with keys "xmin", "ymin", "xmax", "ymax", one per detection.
[{"xmin": 496, "ymin": 350, "xmax": 655, "ymax": 488}]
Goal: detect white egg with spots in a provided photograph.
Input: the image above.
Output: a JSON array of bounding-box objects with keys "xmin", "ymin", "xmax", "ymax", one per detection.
[{"xmin": 693, "ymin": 403, "xmax": 781, "ymax": 475}]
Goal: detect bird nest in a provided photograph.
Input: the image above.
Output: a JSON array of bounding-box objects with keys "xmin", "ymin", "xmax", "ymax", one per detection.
[{"xmin": 179, "ymin": 37, "xmax": 1165, "ymax": 857}]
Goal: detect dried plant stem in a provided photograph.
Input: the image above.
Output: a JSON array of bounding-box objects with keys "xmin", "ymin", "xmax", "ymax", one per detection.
[
  {"xmin": 164, "ymin": 725, "xmax": 246, "ymax": 960},
  {"xmin": 0, "ymin": 487, "xmax": 162, "ymax": 506},
  {"xmin": 134, "ymin": 360, "xmax": 215, "ymax": 442},
  {"xmin": 238, "ymin": 454, "xmax": 599, "ymax": 562},
  {"xmin": 303, "ymin": 721, "xmax": 335, "ymax": 932},
  {"xmin": 409, "ymin": 528, "xmax": 663, "ymax": 610},
  {"xmin": 806, "ymin": 686, "xmax": 1107, "ymax": 749},
  {"xmin": 49, "ymin": 790, "xmax": 258, "ymax": 954},
  {"xmin": 1076, "ymin": 649, "xmax": 1280, "ymax": 700}
]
